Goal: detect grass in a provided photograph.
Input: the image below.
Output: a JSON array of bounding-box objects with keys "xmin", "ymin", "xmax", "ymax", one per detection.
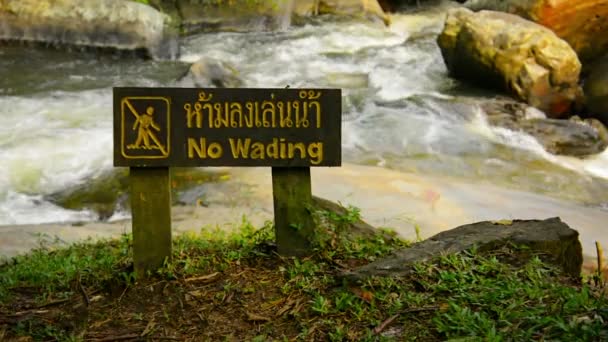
[{"xmin": 0, "ymin": 207, "xmax": 607, "ymax": 341}]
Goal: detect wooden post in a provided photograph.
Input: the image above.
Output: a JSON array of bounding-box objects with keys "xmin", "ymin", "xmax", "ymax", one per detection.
[
  {"xmin": 130, "ymin": 167, "xmax": 172, "ymax": 277},
  {"xmin": 272, "ymin": 167, "xmax": 315, "ymax": 256}
]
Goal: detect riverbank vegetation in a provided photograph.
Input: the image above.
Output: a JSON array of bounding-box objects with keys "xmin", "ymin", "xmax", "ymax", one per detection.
[{"xmin": 1, "ymin": 208, "xmax": 607, "ymax": 341}]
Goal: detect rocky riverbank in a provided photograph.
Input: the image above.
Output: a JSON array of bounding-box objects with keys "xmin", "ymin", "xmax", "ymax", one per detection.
[
  {"xmin": 2, "ymin": 1, "xmax": 608, "ymax": 274},
  {"xmin": 2, "ymin": 164, "xmax": 608, "ymax": 267}
]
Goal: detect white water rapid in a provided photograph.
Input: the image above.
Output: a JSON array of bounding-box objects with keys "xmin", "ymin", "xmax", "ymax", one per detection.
[{"xmin": 1, "ymin": 3, "xmax": 608, "ymax": 226}]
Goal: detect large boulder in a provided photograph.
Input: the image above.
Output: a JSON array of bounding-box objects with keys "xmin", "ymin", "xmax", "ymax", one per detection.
[
  {"xmin": 175, "ymin": 0, "xmax": 293, "ymax": 33},
  {"xmin": 438, "ymin": 8, "xmax": 582, "ymax": 118},
  {"xmin": 343, "ymin": 217, "xmax": 583, "ymax": 281},
  {"xmin": 481, "ymin": 98, "xmax": 608, "ymax": 156},
  {"xmin": 584, "ymin": 57, "xmax": 608, "ymax": 125},
  {"xmin": 0, "ymin": 0, "xmax": 178, "ymax": 59},
  {"xmin": 464, "ymin": 0, "xmax": 608, "ymax": 65}
]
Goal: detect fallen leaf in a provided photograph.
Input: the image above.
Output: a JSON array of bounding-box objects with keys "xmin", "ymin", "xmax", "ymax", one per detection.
[
  {"xmin": 350, "ymin": 287, "xmax": 374, "ymax": 303},
  {"xmin": 141, "ymin": 318, "xmax": 156, "ymax": 337},
  {"xmin": 187, "ymin": 290, "xmax": 206, "ymax": 298},
  {"xmin": 276, "ymin": 299, "xmax": 295, "ymax": 317},
  {"xmin": 289, "ymin": 298, "xmax": 304, "ymax": 315},
  {"xmin": 90, "ymin": 318, "xmax": 112, "ymax": 329},
  {"xmin": 184, "ymin": 272, "xmax": 220, "ymax": 283},
  {"xmin": 246, "ymin": 311, "xmax": 271, "ymax": 322},
  {"xmin": 89, "ymin": 295, "xmax": 104, "ymax": 303}
]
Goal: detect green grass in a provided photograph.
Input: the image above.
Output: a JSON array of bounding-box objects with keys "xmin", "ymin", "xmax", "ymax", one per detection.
[
  {"xmin": 0, "ymin": 235, "xmax": 132, "ymax": 303},
  {"xmin": 1, "ymin": 207, "xmax": 607, "ymax": 341}
]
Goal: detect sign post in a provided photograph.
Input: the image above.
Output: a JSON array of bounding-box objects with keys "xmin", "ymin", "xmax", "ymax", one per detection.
[
  {"xmin": 130, "ymin": 167, "xmax": 172, "ymax": 276},
  {"xmin": 114, "ymin": 87, "xmax": 341, "ymax": 276}
]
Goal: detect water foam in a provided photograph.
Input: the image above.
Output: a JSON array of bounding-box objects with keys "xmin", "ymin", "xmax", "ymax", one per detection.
[{"xmin": 0, "ymin": 89, "xmax": 113, "ymax": 224}]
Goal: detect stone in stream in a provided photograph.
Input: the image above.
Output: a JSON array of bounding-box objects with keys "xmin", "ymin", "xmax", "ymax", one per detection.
[
  {"xmin": 45, "ymin": 168, "xmax": 230, "ymax": 221},
  {"xmin": 437, "ymin": 8, "xmax": 582, "ymax": 118},
  {"xmin": 0, "ymin": 0, "xmax": 179, "ymax": 59},
  {"xmin": 176, "ymin": 57, "xmax": 243, "ymax": 88},
  {"xmin": 480, "ymin": 98, "xmax": 608, "ymax": 156},
  {"xmin": 343, "ymin": 217, "xmax": 583, "ymax": 281}
]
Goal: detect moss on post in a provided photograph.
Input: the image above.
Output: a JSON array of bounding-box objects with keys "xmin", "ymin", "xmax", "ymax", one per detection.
[
  {"xmin": 130, "ymin": 167, "xmax": 172, "ymax": 277},
  {"xmin": 272, "ymin": 167, "xmax": 315, "ymax": 257}
]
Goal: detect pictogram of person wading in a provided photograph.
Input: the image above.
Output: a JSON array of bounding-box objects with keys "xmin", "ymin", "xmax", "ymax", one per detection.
[{"xmin": 125, "ymin": 101, "xmax": 167, "ymax": 154}]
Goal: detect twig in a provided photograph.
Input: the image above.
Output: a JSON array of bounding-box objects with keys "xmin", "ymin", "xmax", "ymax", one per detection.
[
  {"xmin": 184, "ymin": 272, "xmax": 219, "ymax": 283},
  {"xmin": 118, "ymin": 285, "xmax": 130, "ymax": 303},
  {"xmin": 87, "ymin": 334, "xmax": 185, "ymax": 342},
  {"xmin": 78, "ymin": 272, "xmax": 90, "ymax": 306},
  {"xmin": 374, "ymin": 306, "xmax": 440, "ymax": 335},
  {"xmin": 373, "ymin": 313, "xmax": 399, "ymax": 334},
  {"xmin": 87, "ymin": 333, "xmax": 139, "ymax": 341},
  {"xmin": 596, "ymin": 241, "xmax": 604, "ymax": 286},
  {"xmin": 404, "ymin": 305, "xmax": 440, "ymax": 312},
  {"xmin": 37, "ymin": 298, "xmax": 71, "ymax": 308}
]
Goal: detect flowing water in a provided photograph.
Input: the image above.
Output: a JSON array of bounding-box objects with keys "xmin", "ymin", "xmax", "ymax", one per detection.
[{"xmin": 2, "ymin": 3, "xmax": 608, "ymax": 225}]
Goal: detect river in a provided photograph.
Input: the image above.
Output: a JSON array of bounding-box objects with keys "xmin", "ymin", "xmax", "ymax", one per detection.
[{"xmin": 1, "ymin": 2, "xmax": 608, "ymax": 226}]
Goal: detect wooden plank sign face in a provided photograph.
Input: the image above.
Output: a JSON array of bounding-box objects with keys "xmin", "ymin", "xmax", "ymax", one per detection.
[{"xmin": 113, "ymin": 87, "xmax": 342, "ymax": 167}]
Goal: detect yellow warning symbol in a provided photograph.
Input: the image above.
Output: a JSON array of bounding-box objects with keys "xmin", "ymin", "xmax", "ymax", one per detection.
[{"xmin": 121, "ymin": 97, "xmax": 170, "ymax": 159}]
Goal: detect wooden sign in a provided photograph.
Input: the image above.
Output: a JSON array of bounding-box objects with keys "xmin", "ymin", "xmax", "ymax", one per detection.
[
  {"xmin": 113, "ymin": 87, "xmax": 342, "ymax": 277},
  {"xmin": 113, "ymin": 87, "xmax": 342, "ymax": 167}
]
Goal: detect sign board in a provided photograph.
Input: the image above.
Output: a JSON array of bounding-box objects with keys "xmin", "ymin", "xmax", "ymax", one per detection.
[
  {"xmin": 113, "ymin": 86, "xmax": 343, "ymax": 276},
  {"xmin": 113, "ymin": 87, "xmax": 342, "ymax": 167}
]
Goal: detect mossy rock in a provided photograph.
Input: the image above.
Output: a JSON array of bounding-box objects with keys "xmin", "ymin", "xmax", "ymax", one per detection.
[
  {"xmin": 46, "ymin": 168, "xmax": 230, "ymax": 220},
  {"xmin": 46, "ymin": 169, "xmax": 130, "ymax": 221},
  {"xmin": 345, "ymin": 217, "xmax": 583, "ymax": 281}
]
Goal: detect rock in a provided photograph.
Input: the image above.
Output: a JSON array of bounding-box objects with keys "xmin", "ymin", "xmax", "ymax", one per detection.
[
  {"xmin": 514, "ymin": 118, "xmax": 608, "ymax": 156},
  {"xmin": 308, "ymin": 195, "xmax": 397, "ymax": 251},
  {"xmin": 46, "ymin": 169, "xmax": 130, "ymax": 221},
  {"xmin": 0, "ymin": 0, "xmax": 178, "ymax": 59},
  {"xmin": 584, "ymin": 57, "xmax": 608, "ymax": 125},
  {"xmin": 46, "ymin": 168, "xmax": 229, "ymax": 220},
  {"xmin": 312, "ymin": 195, "xmax": 379, "ymax": 238},
  {"xmin": 177, "ymin": 58, "xmax": 243, "ymax": 88},
  {"xmin": 481, "ymin": 98, "xmax": 608, "ymax": 156},
  {"xmin": 438, "ymin": 8, "xmax": 582, "ymax": 118},
  {"xmin": 148, "ymin": 0, "xmax": 389, "ymax": 34},
  {"xmin": 344, "ymin": 217, "xmax": 583, "ymax": 281},
  {"xmin": 295, "ymin": 0, "xmax": 389, "ymax": 24},
  {"xmin": 464, "ymin": 0, "xmax": 608, "ymax": 64},
  {"xmin": 175, "ymin": 0, "xmax": 296, "ymax": 33}
]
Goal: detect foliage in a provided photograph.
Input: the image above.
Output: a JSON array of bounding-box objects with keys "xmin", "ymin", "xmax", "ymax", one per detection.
[
  {"xmin": 1, "ymin": 209, "xmax": 606, "ymax": 341},
  {"xmin": 0, "ymin": 235, "xmax": 132, "ymax": 303}
]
